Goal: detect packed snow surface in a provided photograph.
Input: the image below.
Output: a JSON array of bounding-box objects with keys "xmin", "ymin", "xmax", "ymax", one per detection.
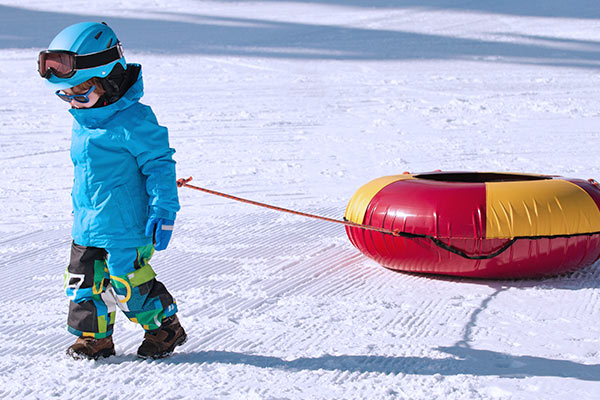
[{"xmin": 1, "ymin": 1, "xmax": 600, "ymax": 399}]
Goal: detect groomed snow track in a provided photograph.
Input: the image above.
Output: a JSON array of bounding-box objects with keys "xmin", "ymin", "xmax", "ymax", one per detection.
[
  {"xmin": 3, "ymin": 0, "xmax": 600, "ymax": 398},
  {"xmin": 1, "ymin": 205, "xmax": 600, "ymax": 399}
]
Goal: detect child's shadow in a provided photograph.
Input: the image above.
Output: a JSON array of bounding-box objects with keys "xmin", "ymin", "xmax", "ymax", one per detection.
[{"xmin": 105, "ymin": 347, "xmax": 600, "ymax": 381}]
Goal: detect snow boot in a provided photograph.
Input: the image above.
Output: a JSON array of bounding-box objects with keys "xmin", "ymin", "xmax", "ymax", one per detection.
[
  {"xmin": 137, "ymin": 315, "xmax": 187, "ymax": 359},
  {"xmin": 66, "ymin": 336, "xmax": 115, "ymax": 360}
]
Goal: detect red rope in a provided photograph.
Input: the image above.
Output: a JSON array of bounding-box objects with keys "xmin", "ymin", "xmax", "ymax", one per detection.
[{"xmin": 176, "ymin": 177, "xmax": 403, "ymax": 237}]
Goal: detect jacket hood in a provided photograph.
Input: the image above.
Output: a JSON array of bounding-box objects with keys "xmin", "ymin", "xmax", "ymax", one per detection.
[{"xmin": 69, "ymin": 63, "xmax": 143, "ymax": 128}]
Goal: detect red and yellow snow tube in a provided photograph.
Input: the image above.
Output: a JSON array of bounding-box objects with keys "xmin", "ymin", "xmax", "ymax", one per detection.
[{"xmin": 345, "ymin": 171, "xmax": 600, "ymax": 278}]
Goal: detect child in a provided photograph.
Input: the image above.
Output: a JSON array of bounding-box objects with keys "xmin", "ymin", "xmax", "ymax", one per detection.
[{"xmin": 38, "ymin": 22, "xmax": 186, "ymax": 360}]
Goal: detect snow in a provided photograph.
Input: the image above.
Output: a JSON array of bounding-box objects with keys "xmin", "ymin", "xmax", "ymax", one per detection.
[{"xmin": 1, "ymin": 1, "xmax": 600, "ymax": 398}]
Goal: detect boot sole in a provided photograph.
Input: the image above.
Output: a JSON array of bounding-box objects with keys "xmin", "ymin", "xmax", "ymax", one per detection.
[
  {"xmin": 138, "ymin": 331, "xmax": 188, "ymax": 360},
  {"xmin": 67, "ymin": 347, "xmax": 116, "ymax": 361}
]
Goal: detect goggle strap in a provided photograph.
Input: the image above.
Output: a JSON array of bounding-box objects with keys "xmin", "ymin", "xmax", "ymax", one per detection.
[{"xmin": 74, "ymin": 43, "xmax": 123, "ymax": 70}]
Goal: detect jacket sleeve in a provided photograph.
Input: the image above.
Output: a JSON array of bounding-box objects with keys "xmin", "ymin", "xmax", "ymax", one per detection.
[{"xmin": 124, "ymin": 105, "xmax": 180, "ymax": 220}]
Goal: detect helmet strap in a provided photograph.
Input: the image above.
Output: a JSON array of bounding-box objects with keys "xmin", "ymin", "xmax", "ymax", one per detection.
[{"xmin": 74, "ymin": 43, "xmax": 123, "ymax": 70}]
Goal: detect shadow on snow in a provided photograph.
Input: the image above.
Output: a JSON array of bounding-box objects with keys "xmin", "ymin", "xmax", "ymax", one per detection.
[
  {"xmin": 206, "ymin": 0, "xmax": 600, "ymax": 19},
  {"xmin": 2, "ymin": 5, "xmax": 600, "ymax": 68},
  {"xmin": 153, "ymin": 271, "xmax": 600, "ymax": 381},
  {"xmin": 154, "ymin": 347, "xmax": 600, "ymax": 381}
]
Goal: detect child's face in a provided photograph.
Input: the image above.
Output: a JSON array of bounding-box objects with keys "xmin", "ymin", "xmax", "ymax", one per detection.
[{"xmin": 61, "ymin": 87, "xmax": 101, "ymax": 109}]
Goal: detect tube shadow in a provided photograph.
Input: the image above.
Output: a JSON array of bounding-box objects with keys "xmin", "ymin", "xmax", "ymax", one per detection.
[{"xmin": 396, "ymin": 262, "xmax": 600, "ymax": 291}]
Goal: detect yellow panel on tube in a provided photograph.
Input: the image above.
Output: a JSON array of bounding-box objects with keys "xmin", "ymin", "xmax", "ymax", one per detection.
[
  {"xmin": 486, "ymin": 179, "xmax": 600, "ymax": 238},
  {"xmin": 345, "ymin": 174, "xmax": 414, "ymax": 224}
]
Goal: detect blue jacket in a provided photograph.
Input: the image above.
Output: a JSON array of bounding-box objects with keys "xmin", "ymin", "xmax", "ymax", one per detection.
[{"xmin": 69, "ymin": 65, "xmax": 180, "ymax": 248}]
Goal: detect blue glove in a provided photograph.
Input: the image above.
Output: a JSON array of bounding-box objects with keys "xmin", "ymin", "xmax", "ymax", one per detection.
[{"xmin": 145, "ymin": 218, "xmax": 175, "ymax": 251}]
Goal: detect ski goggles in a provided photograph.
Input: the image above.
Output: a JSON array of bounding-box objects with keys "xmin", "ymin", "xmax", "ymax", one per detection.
[
  {"xmin": 38, "ymin": 43, "xmax": 123, "ymax": 79},
  {"xmin": 56, "ymin": 85, "xmax": 96, "ymax": 103}
]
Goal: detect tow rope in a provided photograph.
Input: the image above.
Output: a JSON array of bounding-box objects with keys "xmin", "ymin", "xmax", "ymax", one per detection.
[
  {"xmin": 177, "ymin": 177, "xmax": 401, "ymax": 236},
  {"xmin": 176, "ymin": 177, "xmax": 518, "ymax": 260}
]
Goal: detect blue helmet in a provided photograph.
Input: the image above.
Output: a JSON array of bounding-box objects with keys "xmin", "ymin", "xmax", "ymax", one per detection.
[{"xmin": 40, "ymin": 22, "xmax": 127, "ymax": 90}]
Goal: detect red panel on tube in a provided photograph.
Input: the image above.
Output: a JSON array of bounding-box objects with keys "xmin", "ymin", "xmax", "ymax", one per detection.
[{"xmin": 345, "ymin": 177, "xmax": 600, "ymax": 278}]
